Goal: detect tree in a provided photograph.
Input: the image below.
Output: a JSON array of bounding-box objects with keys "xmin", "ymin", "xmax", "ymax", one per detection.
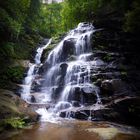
[
  {"xmin": 39, "ymin": 2, "xmax": 62, "ymax": 36},
  {"xmin": 0, "ymin": 0, "xmax": 30, "ymax": 41},
  {"xmin": 23, "ymin": 0, "xmax": 41, "ymax": 33},
  {"xmin": 124, "ymin": 0, "xmax": 140, "ymax": 34},
  {"xmin": 61, "ymin": 0, "xmax": 100, "ymax": 31}
]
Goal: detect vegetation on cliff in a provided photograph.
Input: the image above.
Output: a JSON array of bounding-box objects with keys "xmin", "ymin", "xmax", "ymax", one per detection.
[
  {"xmin": 0, "ymin": 0, "xmax": 62, "ymax": 89},
  {"xmin": 61, "ymin": 0, "xmax": 140, "ymax": 33}
]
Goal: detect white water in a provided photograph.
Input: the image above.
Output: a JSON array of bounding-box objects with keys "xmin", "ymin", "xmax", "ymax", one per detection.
[
  {"xmin": 21, "ymin": 39, "xmax": 52, "ymax": 102},
  {"xmin": 21, "ymin": 23, "xmax": 103, "ymax": 122}
]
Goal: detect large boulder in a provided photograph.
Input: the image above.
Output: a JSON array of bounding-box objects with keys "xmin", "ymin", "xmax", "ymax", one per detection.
[
  {"xmin": 65, "ymin": 86, "xmax": 98, "ymax": 105},
  {"xmin": 100, "ymin": 79, "xmax": 130, "ymax": 96},
  {"xmin": 60, "ymin": 63, "xmax": 68, "ymax": 74},
  {"xmin": 101, "ymin": 80, "xmax": 114, "ymax": 95},
  {"xmin": 61, "ymin": 39, "xmax": 75, "ymax": 61},
  {"xmin": 0, "ymin": 89, "xmax": 39, "ymax": 122},
  {"xmin": 108, "ymin": 97, "xmax": 140, "ymax": 126}
]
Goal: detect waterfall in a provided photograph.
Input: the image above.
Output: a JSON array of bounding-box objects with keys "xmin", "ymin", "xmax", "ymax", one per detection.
[
  {"xmin": 21, "ymin": 23, "xmax": 102, "ymax": 122},
  {"xmin": 21, "ymin": 39, "xmax": 52, "ymax": 102}
]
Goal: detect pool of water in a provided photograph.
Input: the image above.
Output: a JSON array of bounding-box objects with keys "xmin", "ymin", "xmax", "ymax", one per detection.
[{"xmin": 3, "ymin": 120, "xmax": 140, "ymax": 140}]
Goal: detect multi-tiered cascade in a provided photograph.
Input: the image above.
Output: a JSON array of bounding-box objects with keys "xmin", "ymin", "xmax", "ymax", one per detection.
[{"xmin": 21, "ymin": 23, "xmax": 102, "ymax": 121}]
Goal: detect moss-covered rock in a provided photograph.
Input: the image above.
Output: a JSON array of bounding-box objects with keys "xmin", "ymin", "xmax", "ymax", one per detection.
[
  {"xmin": 0, "ymin": 89, "xmax": 39, "ymax": 132},
  {"xmin": 41, "ymin": 35, "xmax": 63, "ymax": 63}
]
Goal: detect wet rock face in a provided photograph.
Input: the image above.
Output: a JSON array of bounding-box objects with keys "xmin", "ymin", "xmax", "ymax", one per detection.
[
  {"xmin": 100, "ymin": 79, "xmax": 129, "ymax": 96},
  {"xmin": 71, "ymin": 101, "xmax": 81, "ymax": 107},
  {"xmin": 60, "ymin": 63, "xmax": 68, "ymax": 74},
  {"xmin": 101, "ymin": 80, "xmax": 114, "ymax": 95},
  {"xmin": 60, "ymin": 97, "xmax": 140, "ymax": 126},
  {"xmin": 65, "ymin": 86, "xmax": 97, "ymax": 105},
  {"xmin": 61, "ymin": 39, "xmax": 75, "ymax": 61},
  {"xmin": 81, "ymin": 87, "xmax": 98, "ymax": 105},
  {"xmin": 60, "ymin": 110, "xmax": 90, "ymax": 120},
  {"xmin": 59, "ymin": 45, "xmax": 139, "ymax": 126},
  {"xmin": 94, "ymin": 98, "xmax": 140, "ymax": 126}
]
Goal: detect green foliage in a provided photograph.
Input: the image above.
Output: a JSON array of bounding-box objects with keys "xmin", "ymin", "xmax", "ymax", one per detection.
[
  {"xmin": 24, "ymin": 0, "xmax": 41, "ymax": 33},
  {"xmin": 121, "ymin": 71, "xmax": 128, "ymax": 79},
  {"xmin": 4, "ymin": 118, "xmax": 25, "ymax": 129},
  {"xmin": 0, "ymin": 42, "xmax": 34, "ymax": 60},
  {"xmin": 0, "ymin": 66, "xmax": 25, "ymax": 89},
  {"xmin": 97, "ymin": 45, "xmax": 105, "ymax": 50},
  {"xmin": 38, "ymin": 3, "xmax": 63, "ymax": 36},
  {"xmin": 103, "ymin": 54, "xmax": 112, "ymax": 61},
  {"xmin": 0, "ymin": 0, "xmax": 31, "ymax": 41},
  {"xmin": 124, "ymin": 1, "xmax": 140, "ymax": 33},
  {"xmin": 0, "ymin": 7, "xmax": 19, "ymax": 41},
  {"xmin": 61, "ymin": 0, "xmax": 112, "ymax": 30},
  {"xmin": 6, "ymin": 66, "xmax": 25, "ymax": 82},
  {"xmin": 23, "ymin": 0, "xmax": 63, "ymax": 37},
  {"xmin": 61, "ymin": 0, "xmax": 139, "ymax": 33},
  {"xmin": 0, "ymin": 42, "xmax": 16, "ymax": 58},
  {"xmin": 0, "ymin": 0, "xmax": 43, "ymax": 88},
  {"xmin": 44, "ymin": 36, "xmax": 62, "ymax": 57},
  {"xmin": 0, "ymin": 117, "xmax": 25, "ymax": 129}
]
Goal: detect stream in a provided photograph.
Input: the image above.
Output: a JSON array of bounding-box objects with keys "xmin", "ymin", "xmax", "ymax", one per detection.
[
  {"xmin": 4, "ymin": 120, "xmax": 140, "ymax": 140},
  {"xmin": 21, "ymin": 23, "xmax": 102, "ymax": 121}
]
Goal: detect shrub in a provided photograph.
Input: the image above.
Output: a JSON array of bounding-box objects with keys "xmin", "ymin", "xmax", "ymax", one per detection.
[{"xmin": 6, "ymin": 66, "xmax": 25, "ymax": 83}]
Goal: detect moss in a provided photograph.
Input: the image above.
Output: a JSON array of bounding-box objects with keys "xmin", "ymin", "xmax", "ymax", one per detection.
[
  {"xmin": 43, "ymin": 36, "xmax": 62, "ymax": 59},
  {"xmin": 120, "ymin": 71, "xmax": 128, "ymax": 80},
  {"xmin": 103, "ymin": 54, "xmax": 113, "ymax": 61},
  {"xmin": 0, "ymin": 118, "xmax": 25, "ymax": 130},
  {"xmin": 51, "ymin": 36, "xmax": 61, "ymax": 44},
  {"xmin": 46, "ymin": 44, "xmax": 56, "ymax": 52},
  {"xmin": 97, "ymin": 45, "xmax": 105, "ymax": 50}
]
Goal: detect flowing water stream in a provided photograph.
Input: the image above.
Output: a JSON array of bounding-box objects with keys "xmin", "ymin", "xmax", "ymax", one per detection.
[
  {"xmin": 21, "ymin": 39, "xmax": 52, "ymax": 102},
  {"xmin": 21, "ymin": 22, "xmax": 103, "ymax": 122}
]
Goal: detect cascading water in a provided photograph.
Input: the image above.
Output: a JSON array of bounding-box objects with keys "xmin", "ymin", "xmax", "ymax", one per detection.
[
  {"xmin": 21, "ymin": 23, "xmax": 102, "ymax": 122},
  {"xmin": 21, "ymin": 39, "xmax": 52, "ymax": 102}
]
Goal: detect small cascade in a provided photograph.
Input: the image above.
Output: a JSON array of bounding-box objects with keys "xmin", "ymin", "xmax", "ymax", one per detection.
[
  {"xmin": 21, "ymin": 63, "xmax": 35, "ymax": 101},
  {"xmin": 88, "ymin": 109, "xmax": 92, "ymax": 121},
  {"xmin": 21, "ymin": 39, "xmax": 52, "ymax": 102}
]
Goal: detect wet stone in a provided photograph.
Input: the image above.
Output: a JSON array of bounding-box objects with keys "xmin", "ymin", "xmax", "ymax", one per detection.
[{"xmin": 71, "ymin": 101, "xmax": 81, "ymax": 107}]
